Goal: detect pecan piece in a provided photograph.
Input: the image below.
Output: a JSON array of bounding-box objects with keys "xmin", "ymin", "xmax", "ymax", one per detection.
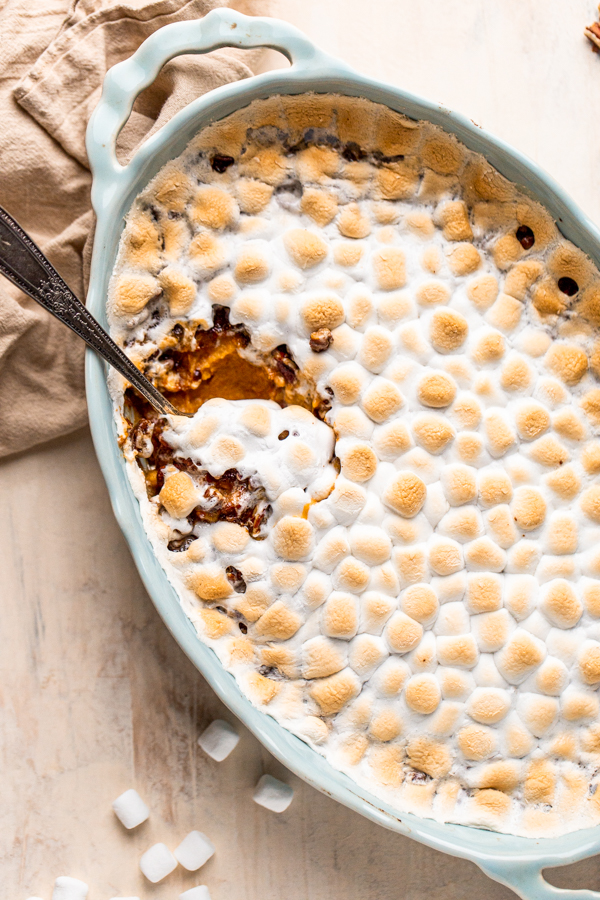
[
  {"xmin": 309, "ymin": 328, "xmax": 333, "ymax": 352},
  {"xmin": 211, "ymin": 154, "xmax": 235, "ymax": 173},
  {"xmin": 226, "ymin": 565, "xmax": 247, "ymax": 594},
  {"xmin": 585, "ymin": 21, "xmax": 600, "ymax": 51},
  {"xmin": 516, "ymin": 225, "xmax": 535, "ymax": 250}
]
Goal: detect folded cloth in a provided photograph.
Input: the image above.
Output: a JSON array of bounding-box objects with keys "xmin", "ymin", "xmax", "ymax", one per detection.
[{"xmin": 0, "ymin": 0, "xmax": 270, "ymax": 458}]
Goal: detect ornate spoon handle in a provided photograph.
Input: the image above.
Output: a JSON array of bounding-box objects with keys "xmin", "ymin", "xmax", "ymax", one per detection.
[{"xmin": 0, "ymin": 204, "xmax": 185, "ymax": 418}]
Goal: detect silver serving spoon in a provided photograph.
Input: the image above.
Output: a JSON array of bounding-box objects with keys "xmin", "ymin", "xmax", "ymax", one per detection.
[{"xmin": 0, "ymin": 204, "xmax": 186, "ymax": 418}]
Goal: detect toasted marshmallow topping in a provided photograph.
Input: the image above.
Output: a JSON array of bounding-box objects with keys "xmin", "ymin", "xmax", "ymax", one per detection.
[{"xmin": 109, "ymin": 93, "xmax": 600, "ymax": 839}]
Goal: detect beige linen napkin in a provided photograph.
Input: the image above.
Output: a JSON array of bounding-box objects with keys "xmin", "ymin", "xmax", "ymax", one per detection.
[{"xmin": 0, "ymin": 0, "xmax": 270, "ymax": 459}]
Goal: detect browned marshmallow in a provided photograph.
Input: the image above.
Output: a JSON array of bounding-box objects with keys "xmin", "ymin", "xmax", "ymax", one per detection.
[
  {"xmin": 159, "ymin": 471, "xmax": 198, "ymax": 518},
  {"xmin": 383, "ymin": 472, "xmax": 427, "ymax": 518}
]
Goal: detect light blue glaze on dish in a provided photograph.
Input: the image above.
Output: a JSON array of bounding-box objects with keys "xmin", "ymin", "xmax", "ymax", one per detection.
[{"xmin": 85, "ymin": 9, "xmax": 600, "ymax": 898}]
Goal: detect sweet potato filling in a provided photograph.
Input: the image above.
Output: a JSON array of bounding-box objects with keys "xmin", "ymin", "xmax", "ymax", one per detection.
[
  {"xmin": 124, "ymin": 305, "xmax": 329, "ymax": 536},
  {"xmin": 139, "ymin": 305, "xmax": 327, "ymax": 415}
]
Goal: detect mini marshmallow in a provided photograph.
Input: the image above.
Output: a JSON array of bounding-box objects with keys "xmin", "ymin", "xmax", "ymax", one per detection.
[
  {"xmin": 253, "ymin": 774, "xmax": 294, "ymax": 812},
  {"xmin": 51, "ymin": 879, "xmax": 88, "ymax": 900},
  {"xmin": 174, "ymin": 831, "xmax": 216, "ymax": 871},
  {"xmin": 180, "ymin": 888, "xmax": 211, "ymax": 900},
  {"xmin": 198, "ymin": 719, "xmax": 240, "ymax": 762},
  {"xmin": 112, "ymin": 788, "xmax": 150, "ymax": 829},
  {"xmin": 139, "ymin": 843, "xmax": 178, "ymax": 883},
  {"xmin": 434, "ymin": 601, "xmax": 471, "ymax": 636}
]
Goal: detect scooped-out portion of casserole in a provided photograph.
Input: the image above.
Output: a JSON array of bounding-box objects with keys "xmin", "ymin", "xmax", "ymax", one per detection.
[{"xmin": 108, "ymin": 92, "xmax": 600, "ymax": 837}]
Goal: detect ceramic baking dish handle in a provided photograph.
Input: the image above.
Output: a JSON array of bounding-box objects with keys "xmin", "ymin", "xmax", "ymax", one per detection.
[
  {"xmin": 86, "ymin": 7, "xmax": 343, "ymax": 200},
  {"xmin": 480, "ymin": 860, "xmax": 600, "ymax": 900}
]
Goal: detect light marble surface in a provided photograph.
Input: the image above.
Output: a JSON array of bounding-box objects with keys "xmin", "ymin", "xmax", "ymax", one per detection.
[{"xmin": 4, "ymin": 1, "xmax": 600, "ymax": 897}]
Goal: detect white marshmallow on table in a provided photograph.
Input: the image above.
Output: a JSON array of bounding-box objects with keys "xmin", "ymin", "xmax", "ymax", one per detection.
[
  {"xmin": 198, "ymin": 719, "xmax": 240, "ymax": 762},
  {"xmin": 174, "ymin": 830, "xmax": 215, "ymax": 871},
  {"xmin": 109, "ymin": 897, "xmax": 140, "ymax": 900},
  {"xmin": 180, "ymin": 887, "xmax": 211, "ymax": 900},
  {"xmin": 25, "ymin": 897, "xmax": 45, "ymax": 899},
  {"xmin": 51, "ymin": 878, "xmax": 89, "ymax": 900},
  {"xmin": 112, "ymin": 788, "xmax": 150, "ymax": 829},
  {"xmin": 252, "ymin": 774, "xmax": 294, "ymax": 813},
  {"xmin": 139, "ymin": 843, "xmax": 178, "ymax": 883}
]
